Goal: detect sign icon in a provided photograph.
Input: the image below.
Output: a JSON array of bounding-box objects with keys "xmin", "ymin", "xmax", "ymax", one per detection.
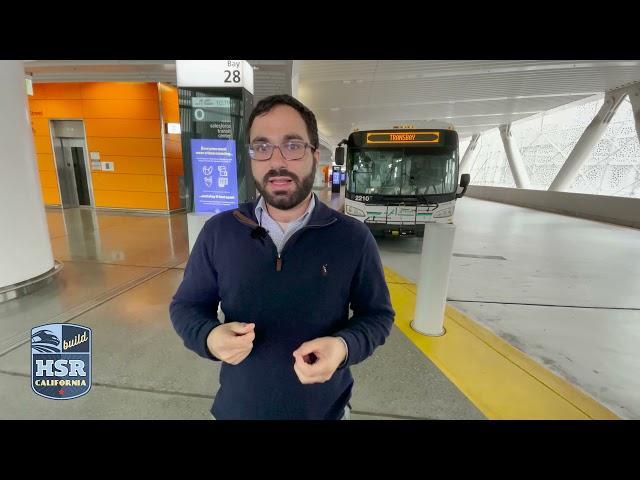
[
  {"xmin": 204, "ymin": 176, "xmax": 213, "ymax": 188},
  {"xmin": 218, "ymin": 177, "xmax": 229, "ymax": 188},
  {"xmin": 203, "ymin": 166, "xmax": 213, "ymax": 175},
  {"xmin": 218, "ymin": 165, "xmax": 228, "ymax": 177}
]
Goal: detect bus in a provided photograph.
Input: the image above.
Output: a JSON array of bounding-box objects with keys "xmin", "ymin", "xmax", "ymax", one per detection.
[{"xmin": 335, "ymin": 128, "xmax": 470, "ymax": 237}]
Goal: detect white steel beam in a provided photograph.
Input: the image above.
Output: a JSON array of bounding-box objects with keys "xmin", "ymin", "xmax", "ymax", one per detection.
[
  {"xmin": 628, "ymin": 83, "xmax": 640, "ymax": 150},
  {"xmin": 459, "ymin": 133, "xmax": 480, "ymax": 175},
  {"xmin": 548, "ymin": 89, "xmax": 627, "ymax": 192},
  {"xmin": 499, "ymin": 124, "xmax": 531, "ymax": 188}
]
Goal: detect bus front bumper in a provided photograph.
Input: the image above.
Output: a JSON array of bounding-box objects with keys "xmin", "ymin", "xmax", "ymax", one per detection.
[{"xmin": 365, "ymin": 223, "xmax": 425, "ymax": 237}]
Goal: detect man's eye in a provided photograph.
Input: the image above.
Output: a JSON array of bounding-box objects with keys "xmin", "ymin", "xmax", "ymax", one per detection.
[
  {"xmin": 255, "ymin": 144, "xmax": 270, "ymax": 152},
  {"xmin": 287, "ymin": 142, "xmax": 304, "ymax": 151}
]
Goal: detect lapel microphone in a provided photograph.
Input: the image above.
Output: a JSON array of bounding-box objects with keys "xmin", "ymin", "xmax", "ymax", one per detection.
[{"xmin": 251, "ymin": 226, "xmax": 268, "ymax": 242}]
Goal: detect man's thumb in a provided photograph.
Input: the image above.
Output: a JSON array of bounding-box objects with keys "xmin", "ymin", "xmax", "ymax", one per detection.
[
  {"xmin": 228, "ymin": 322, "xmax": 255, "ymax": 334},
  {"xmin": 293, "ymin": 341, "xmax": 315, "ymax": 357}
]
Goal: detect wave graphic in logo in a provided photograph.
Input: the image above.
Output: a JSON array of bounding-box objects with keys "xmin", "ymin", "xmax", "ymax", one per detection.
[
  {"xmin": 31, "ymin": 323, "xmax": 92, "ymax": 400},
  {"xmin": 31, "ymin": 329, "xmax": 61, "ymax": 353}
]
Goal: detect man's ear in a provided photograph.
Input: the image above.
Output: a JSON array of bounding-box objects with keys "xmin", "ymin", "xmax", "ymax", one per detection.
[{"xmin": 313, "ymin": 148, "xmax": 321, "ymax": 164}]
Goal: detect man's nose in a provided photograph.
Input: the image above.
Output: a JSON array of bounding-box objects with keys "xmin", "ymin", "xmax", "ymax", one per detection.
[{"xmin": 268, "ymin": 145, "xmax": 288, "ymax": 168}]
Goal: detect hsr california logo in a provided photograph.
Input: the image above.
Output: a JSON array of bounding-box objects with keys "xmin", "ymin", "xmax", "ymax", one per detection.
[{"xmin": 31, "ymin": 323, "xmax": 92, "ymax": 400}]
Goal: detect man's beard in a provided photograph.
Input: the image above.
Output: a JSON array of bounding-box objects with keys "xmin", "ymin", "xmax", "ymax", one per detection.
[{"xmin": 255, "ymin": 162, "xmax": 316, "ymax": 210}]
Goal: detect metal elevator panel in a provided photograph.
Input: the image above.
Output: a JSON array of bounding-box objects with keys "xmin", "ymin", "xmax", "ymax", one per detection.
[
  {"xmin": 52, "ymin": 136, "xmax": 78, "ymax": 207},
  {"xmin": 50, "ymin": 121, "xmax": 91, "ymax": 208}
]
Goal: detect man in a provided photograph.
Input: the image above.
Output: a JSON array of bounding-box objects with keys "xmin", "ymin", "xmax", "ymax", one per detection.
[{"xmin": 169, "ymin": 94, "xmax": 394, "ymax": 420}]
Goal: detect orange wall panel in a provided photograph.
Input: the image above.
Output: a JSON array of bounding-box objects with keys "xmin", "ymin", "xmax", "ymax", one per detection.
[
  {"xmin": 86, "ymin": 137, "xmax": 163, "ymax": 157},
  {"xmin": 169, "ymin": 192, "xmax": 182, "ymax": 210},
  {"xmin": 28, "ymin": 99, "xmax": 46, "ymax": 117},
  {"xmin": 84, "ymin": 118, "xmax": 161, "ymax": 139},
  {"xmin": 32, "ymin": 83, "xmax": 82, "ymax": 99},
  {"xmin": 33, "ymin": 135, "xmax": 53, "ymax": 154},
  {"xmin": 166, "ymin": 175, "xmax": 180, "ymax": 193},
  {"xmin": 159, "ymin": 84, "xmax": 180, "ymax": 122},
  {"xmin": 39, "ymin": 170, "xmax": 59, "ymax": 189},
  {"xmin": 42, "ymin": 99, "xmax": 83, "ymax": 118},
  {"xmin": 37, "ymin": 153, "xmax": 56, "ymax": 172},
  {"xmin": 90, "ymin": 172, "xmax": 166, "ymax": 192},
  {"xmin": 28, "ymin": 81, "xmax": 171, "ymax": 210},
  {"xmin": 93, "ymin": 190, "xmax": 167, "ymax": 210},
  {"xmin": 165, "ymin": 138, "xmax": 182, "ymax": 158},
  {"xmin": 165, "ymin": 156, "xmax": 184, "ymax": 176},
  {"xmin": 159, "ymin": 83, "xmax": 183, "ymax": 204},
  {"xmin": 31, "ymin": 117, "xmax": 51, "ymax": 137},
  {"xmin": 98, "ymin": 156, "xmax": 164, "ymax": 175},
  {"xmin": 81, "ymin": 83, "xmax": 158, "ymax": 100},
  {"xmin": 41, "ymin": 187, "xmax": 61, "ymax": 205},
  {"xmin": 82, "ymin": 99, "xmax": 160, "ymax": 120},
  {"xmin": 166, "ymin": 133, "xmax": 182, "ymax": 147}
]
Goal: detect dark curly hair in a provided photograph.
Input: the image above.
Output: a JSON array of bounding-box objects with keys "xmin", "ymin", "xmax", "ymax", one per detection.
[{"xmin": 247, "ymin": 94, "xmax": 319, "ymax": 149}]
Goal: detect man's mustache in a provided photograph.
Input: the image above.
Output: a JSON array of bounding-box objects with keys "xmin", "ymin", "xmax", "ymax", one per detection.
[{"xmin": 263, "ymin": 170, "xmax": 300, "ymax": 185}]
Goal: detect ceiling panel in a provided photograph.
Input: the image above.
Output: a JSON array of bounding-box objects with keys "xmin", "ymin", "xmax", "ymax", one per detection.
[
  {"xmin": 297, "ymin": 60, "xmax": 640, "ymax": 146},
  {"xmin": 21, "ymin": 60, "xmax": 640, "ymax": 148}
]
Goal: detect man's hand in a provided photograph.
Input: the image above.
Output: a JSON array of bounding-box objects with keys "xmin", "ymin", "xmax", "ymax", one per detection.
[
  {"xmin": 292, "ymin": 337, "xmax": 347, "ymax": 384},
  {"xmin": 206, "ymin": 322, "xmax": 255, "ymax": 365}
]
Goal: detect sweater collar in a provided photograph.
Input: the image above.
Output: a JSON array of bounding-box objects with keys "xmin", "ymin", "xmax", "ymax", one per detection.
[{"xmin": 244, "ymin": 193, "xmax": 337, "ymax": 227}]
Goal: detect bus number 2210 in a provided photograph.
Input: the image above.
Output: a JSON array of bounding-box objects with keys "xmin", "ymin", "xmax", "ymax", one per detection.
[{"xmin": 354, "ymin": 195, "xmax": 370, "ymax": 202}]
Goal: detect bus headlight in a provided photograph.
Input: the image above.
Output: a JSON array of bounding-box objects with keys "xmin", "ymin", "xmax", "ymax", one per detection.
[
  {"xmin": 433, "ymin": 207, "xmax": 453, "ymax": 218},
  {"xmin": 346, "ymin": 205, "xmax": 366, "ymax": 217}
]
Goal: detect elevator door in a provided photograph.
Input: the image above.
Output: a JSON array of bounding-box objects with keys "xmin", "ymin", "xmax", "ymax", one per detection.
[{"xmin": 53, "ymin": 137, "xmax": 91, "ymax": 208}]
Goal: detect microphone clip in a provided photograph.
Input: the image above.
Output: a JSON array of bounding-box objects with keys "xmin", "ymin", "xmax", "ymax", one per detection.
[{"xmin": 251, "ymin": 226, "xmax": 268, "ymax": 243}]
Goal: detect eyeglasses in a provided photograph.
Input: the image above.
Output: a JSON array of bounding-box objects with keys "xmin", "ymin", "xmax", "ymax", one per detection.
[{"xmin": 248, "ymin": 140, "xmax": 316, "ymax": 161}]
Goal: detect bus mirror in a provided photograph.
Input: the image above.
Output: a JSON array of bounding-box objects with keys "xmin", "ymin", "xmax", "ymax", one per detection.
[
  {"xmin": 460, "ymin": 173, "xmax": 470, "ymax": 188},
  {"xmin": 334, "ymin": 147, "xmax": 345, "ymax": 166},
  {"xmin": 457, "ymin": 173, "xmax": 470, "ymax": 198}
]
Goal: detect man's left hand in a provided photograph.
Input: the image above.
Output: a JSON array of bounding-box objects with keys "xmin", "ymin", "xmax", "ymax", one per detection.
[{"xmin": 292, "ymin": 337, "xmax": 347, "ymax": 384}]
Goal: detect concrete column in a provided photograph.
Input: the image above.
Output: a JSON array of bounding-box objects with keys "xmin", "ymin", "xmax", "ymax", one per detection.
[
  {"xmin": 0, "ymin": 60, "xmax": 55, "ymax": 288},
  {"xmin": 459, "ymin": 133, "xmax": 480, "ymax": 174},
  {"xmin": 549, "ymin": 90, "xmax": 626, "ymax": 192},
  {"xmin": 411, "ymin": 223, "xmax": 456, "ymax": 337},
  {"xmin": 291, "ymin": 60, "xmax": 303, "ymax": 99},
  {"xmin": 499, "ymin": 124, "xmax": 531, "ymax": 189}
]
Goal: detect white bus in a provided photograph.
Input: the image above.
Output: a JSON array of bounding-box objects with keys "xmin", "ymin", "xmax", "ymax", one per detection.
[{"xmin": 335, "ymin": 128, "xmax": 470, "ymax": 237}]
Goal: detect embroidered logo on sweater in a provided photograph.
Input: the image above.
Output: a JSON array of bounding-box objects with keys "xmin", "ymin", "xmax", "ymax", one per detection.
[{"xmin": 321, "ymin": 264, "xmax": 328, "ymax": 276}]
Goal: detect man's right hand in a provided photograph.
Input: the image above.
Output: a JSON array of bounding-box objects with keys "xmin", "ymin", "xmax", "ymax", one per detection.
[{"xmin": 206, "ymin": 322, "xmax": 255, "ymax": 365}]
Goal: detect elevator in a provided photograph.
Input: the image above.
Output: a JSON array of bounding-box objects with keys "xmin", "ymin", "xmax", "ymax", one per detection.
[{"xmin": 51, "ymin": 120, "xmax": 92, "ymax": 208}]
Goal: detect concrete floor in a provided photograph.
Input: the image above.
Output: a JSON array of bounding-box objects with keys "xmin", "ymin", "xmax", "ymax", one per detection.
[
  {"xmin": 377, "ymin": 198, "xmax": 640, "ymax": 419},
  {"xmin": 0, "ymin": 202, "xmax": 483, "ymax": 420}
]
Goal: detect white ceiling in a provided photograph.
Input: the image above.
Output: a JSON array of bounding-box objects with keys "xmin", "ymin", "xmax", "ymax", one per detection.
[
  {"xmin": 23, "ymin": 60, "xmax": 178, "ymax": 82},
  {"xmin": 296, "ymin": 60, "xmax": 640, "ymax": 146},
  {"xmin": 23, "ymin": 60, "xmax": 640, "ymax": 147}
]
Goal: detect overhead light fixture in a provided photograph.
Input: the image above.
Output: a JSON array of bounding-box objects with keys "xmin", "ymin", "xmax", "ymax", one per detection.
[{"xmin": 25, "ymin": 75, "xmax": 33, "ymax": 96}]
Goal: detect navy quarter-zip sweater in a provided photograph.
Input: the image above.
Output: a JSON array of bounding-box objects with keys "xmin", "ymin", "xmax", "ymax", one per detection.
[{"xmin": 169, "ymin": 195, "xmax": 395, "ymax": 419}]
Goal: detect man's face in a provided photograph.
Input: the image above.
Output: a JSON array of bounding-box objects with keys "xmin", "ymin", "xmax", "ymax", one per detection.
[{"xmin": 249, "ymin": 105, "xmax": 319, "ymax": 210}]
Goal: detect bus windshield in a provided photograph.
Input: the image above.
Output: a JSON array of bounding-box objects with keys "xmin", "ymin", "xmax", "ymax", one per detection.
[{"xmin": 348, "ymin": 148, "xmax": 457, "ymax": 196}]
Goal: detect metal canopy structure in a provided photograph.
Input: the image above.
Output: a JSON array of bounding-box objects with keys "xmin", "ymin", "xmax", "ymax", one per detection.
[{"xmin": 295, "ymin": 60, "xmax": 640, "ymax": 146}]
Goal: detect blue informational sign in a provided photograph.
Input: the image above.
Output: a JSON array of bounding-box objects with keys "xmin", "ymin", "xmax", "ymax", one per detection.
[
  {"xmin": 191, "ymin": 139, "xmax": 239, "ymax": 214},
  {"xmin": 332, "ymin": 171, "xmax": 341, "ymax": 185}
]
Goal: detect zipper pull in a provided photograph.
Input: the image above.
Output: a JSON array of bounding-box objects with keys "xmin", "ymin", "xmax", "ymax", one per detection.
[{"xmin": 276, "ymin": 254, "xmax": 282, "ymax": 272}]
